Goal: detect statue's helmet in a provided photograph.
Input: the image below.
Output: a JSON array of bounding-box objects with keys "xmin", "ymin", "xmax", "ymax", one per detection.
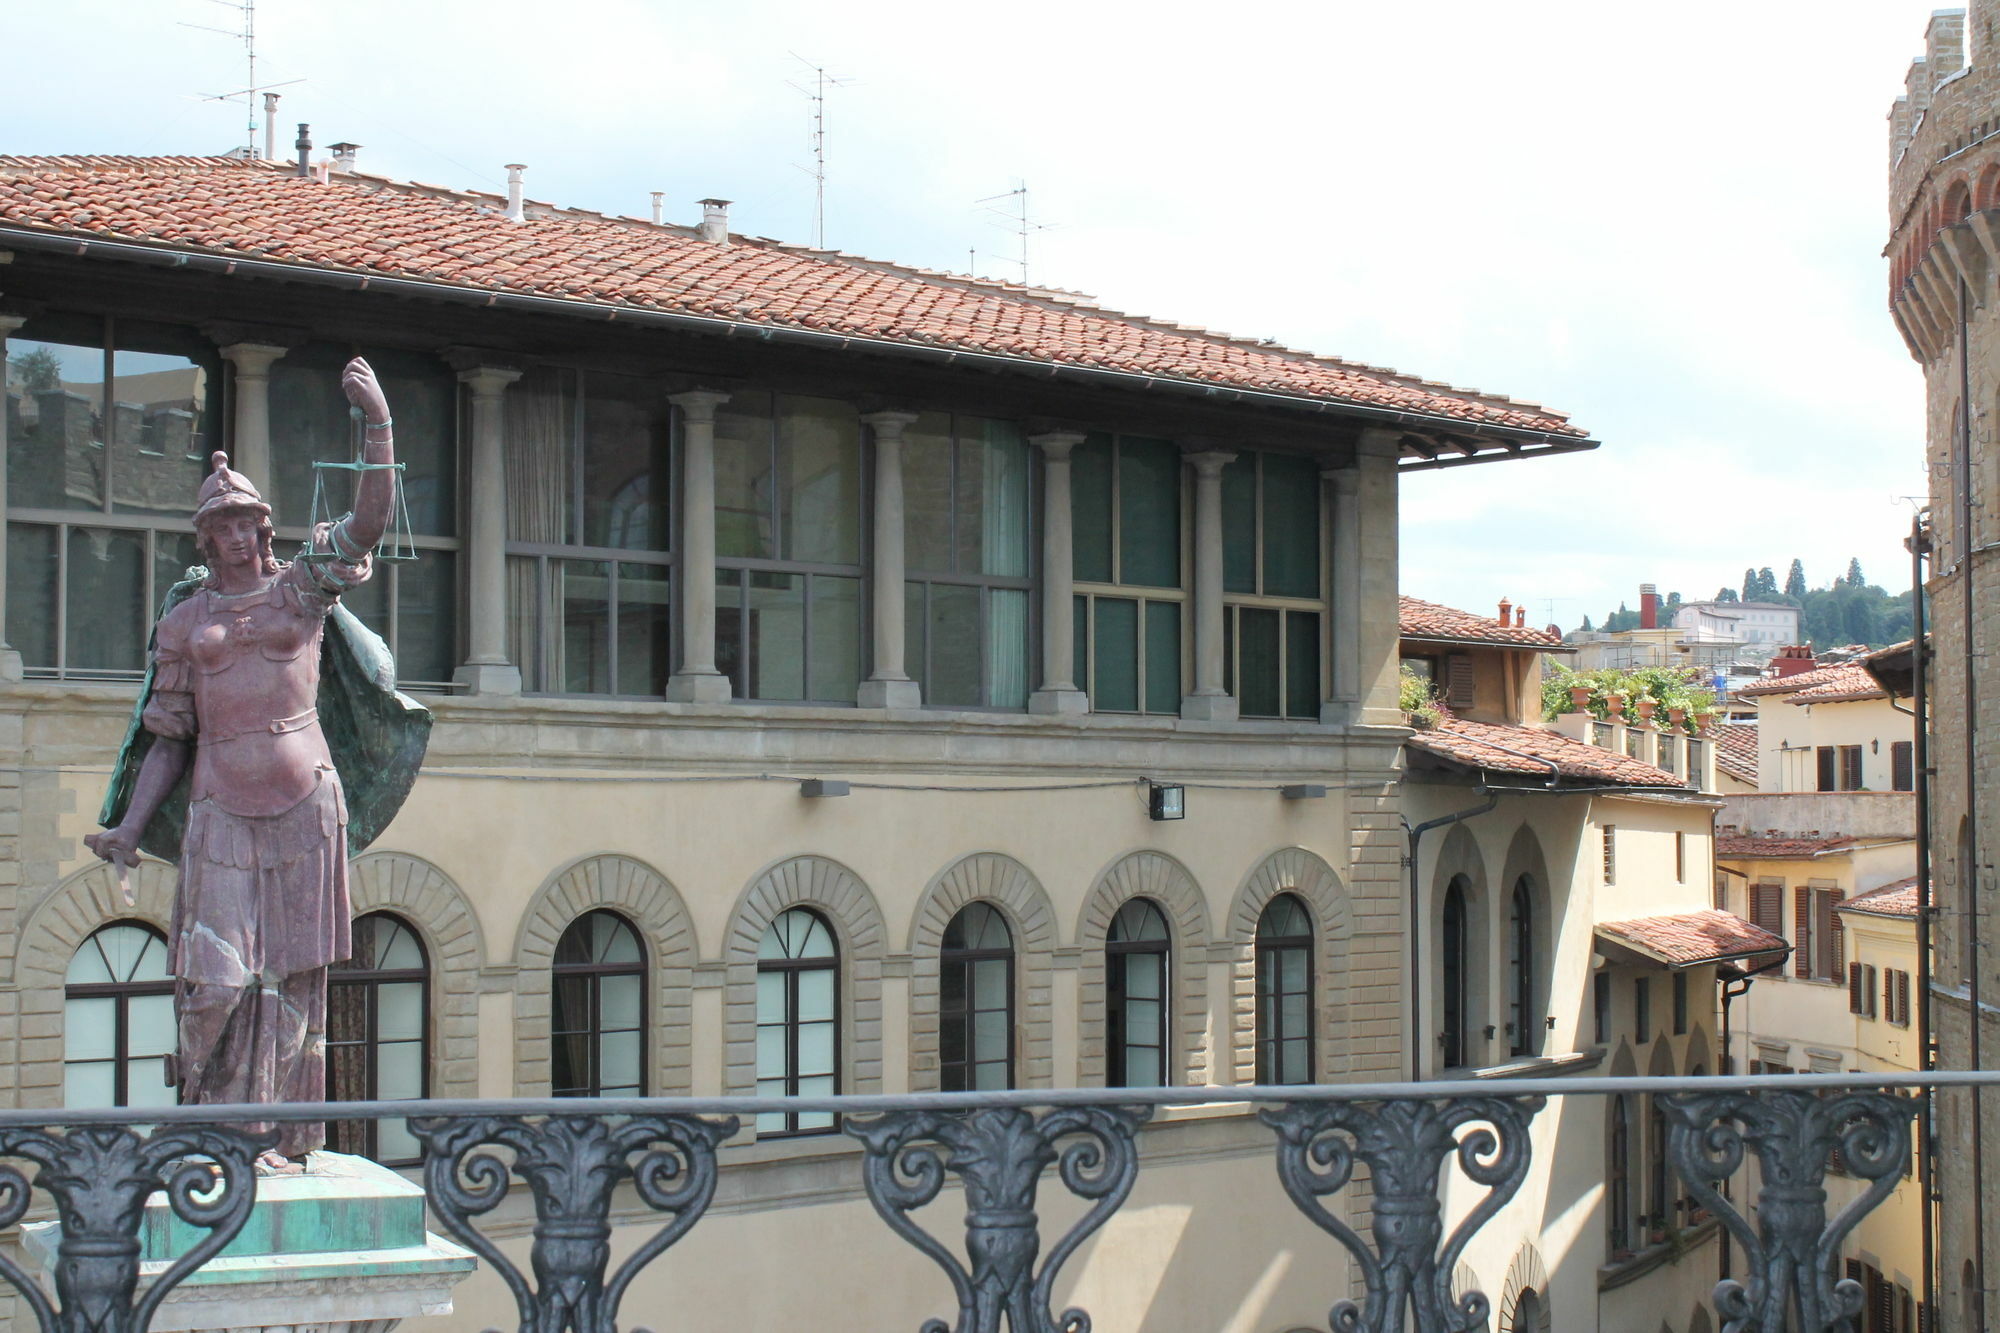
[{"xmin": 191, "ymin": 450, "xmax": 272, "ymax": 525}]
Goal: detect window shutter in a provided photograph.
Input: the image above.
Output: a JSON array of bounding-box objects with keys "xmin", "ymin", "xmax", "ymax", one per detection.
[
  {"xmin": 1849, "ymin": 962, "xmax": 1864, "ymax": 1013},
  {"xmin": 1444, "ymin": 653, "xmax": 1475, "ymax": 710},
  {"xmin": 1819, "ymin": 889, "xmax": 1845, "ymax": 980},
  {"xmin": 1898, "ymin": 970, "xmax": 1912, "ymax": 1026},
  {"xmin": 1795, "ymin": 888, "xmax": 1813, "ymax": 978},
  {"xmin": 1752, "ymin": 881, "xmax": 1783, "ymax": 936},
  {"xmin": 1893, "ymin": 740, "xmax": 1915, "ymax": 792},
  {"xmin": 1817, "ymin": 746, "xmax": 1838, "ymax": 792},
  {"xmin": 1864, "ymin": 964, "xmax": 1878, "ymax": 1018}
]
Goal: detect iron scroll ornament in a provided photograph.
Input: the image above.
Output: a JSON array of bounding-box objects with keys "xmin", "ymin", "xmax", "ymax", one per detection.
[
  {"xmin": 0, "ymin": 1123, "xmax": 263, "ymax": 1333},
  {"xmin": 411, "ymin": 1112, "xmax": 738, "ymax": 1333},
  {"xmin": 845, "ymin": 1104, "xmax": 1152, "ymax": 1333},
  {"xmin": 1260, "ymin": 1095, "xmax": 1547, "ymax": 1333},
  {"xmin": 1663, "ymin": 1088, "xmax": 1919, "ymax": 1333}
]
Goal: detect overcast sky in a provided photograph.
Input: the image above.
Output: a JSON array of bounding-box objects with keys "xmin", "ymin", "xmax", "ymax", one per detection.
[{"xmin": 1, "ymin": 0, "xmax": 1943, "ymax": 629}]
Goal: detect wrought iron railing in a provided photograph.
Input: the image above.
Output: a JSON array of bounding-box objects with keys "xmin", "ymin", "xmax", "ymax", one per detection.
[{"xmin": 0, "ymin": 1071, "xmax": 1971, "ymax": 1333}]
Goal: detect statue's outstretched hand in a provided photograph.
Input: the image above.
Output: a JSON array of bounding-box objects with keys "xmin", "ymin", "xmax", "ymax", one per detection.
[
  {"xmin": 84, "ymin": 826, "xmax": 141, "ymax": 869},
  {"xmin": 340, "ymin": 357, "xmax": 390, "ymax": 428}
]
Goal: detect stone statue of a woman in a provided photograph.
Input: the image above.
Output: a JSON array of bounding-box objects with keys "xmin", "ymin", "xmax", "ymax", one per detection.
[{"xmin": 85, "ymin": 358, "xmax": 430, "ymax": 1172}]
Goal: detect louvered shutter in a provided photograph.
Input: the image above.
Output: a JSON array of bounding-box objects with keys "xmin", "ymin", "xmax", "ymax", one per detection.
[
  {"xmin": 1819, "ymin": 889, "xmax": 1845, "ymax": 980},
  {"xmin": 1795, "ymin": 888, "xmax": 1813, "ymax": 978},
  {"xmin": 1873, "ymin": 1268, "xmax": 1895, "ymax": 1333},
  {"xmin": 1849, "ymin": 962, "xmax": 1864, "ymax": 1013},
  {"xmin": 1752, "ymin": 881, "xmax": 1783, "ymax": 936},
  {"xmin": 1898, "ymin": 970, "xmax": 1912, "ymax": 1026},
  {"xmin": 1864, "ymin": 964, "xmax": 1878, "ymax": 1018},
  {"xmin": 1886, "ymin": 968, "xmax": 1897, "ymax": 1023},
  {"xmin": 1444, "ymin": 653, "xmax": 1475, "ymax": 710}
]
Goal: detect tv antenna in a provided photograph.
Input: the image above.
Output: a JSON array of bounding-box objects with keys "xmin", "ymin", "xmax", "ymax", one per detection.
[
  {"xmin": 185, "ymin": 0, "xmax": 302, "ymax": 158},
  {"xmin": 975, "ymin": 181, "xmax": 1056, "ymax": 286},
  {"xmin": 787, "ymin": 55, "xmax": 853, "ymax": 249}
]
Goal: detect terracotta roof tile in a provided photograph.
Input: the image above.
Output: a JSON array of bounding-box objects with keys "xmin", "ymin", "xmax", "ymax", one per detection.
[
  {"xmin": 1595, "ymin": 909, "xmax": 1790, "ymax": 968},
  {"xmin": 1715, "ymin": 833, "xmax": 1858, "ymax": 858},
  {"xmin": 1736, "ymin": 663, "xmax": 1883, "ymax": 700},
  {"xmin": 1406, "ymin": 716, "xmax": 1688, "ymax": 787},
  {"xmin": 1715, "ymin": 723, "xmax": 1758, "ymax": 785},
  {"xmin": 1783, "ymin": 665, "xmax": 1890, "ymax": 705},
  {"xmin": 0, "ymin": 156, "xmax": 1586, "ymax": 439},
  {"xmin": 1398, "ymin": 596, "xmax": 1567, "ymax": 649},
  {"xmin": 1838, "ymin": 877, "xmax": 1921, "ymax": 918}
]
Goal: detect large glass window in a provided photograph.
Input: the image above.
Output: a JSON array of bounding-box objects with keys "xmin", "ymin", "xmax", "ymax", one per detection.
[
  {"xmin": 1441, "ymin": 878, "xmax": 1470, "ymax": 1069},
  {"xmin": 756, "ymin": 907, "xmax": 839, "ymax": 1134},
  {"xmin": 1221, "ymin": 450, "xmax": 1323, "ymax": 718},
  {"xmin": 940, "ymin": 902, "xmax": 1014, "ymax": 1091},
  {"xmin": 714, "ymin": 393, "xmax": 863, "ymax": 702},
  {"xmin": 1106, "ymin": 897, "xmax": 1171, "ymax": 1087},
  {"xmin": 1071, "ymin": 432, "xmax": 1183, "ymax": 714},
  {"xmin": 7, "ymin": 314, "xmax": 219, "ymax": 680},
  {"xmin": 504, "ymin": 366, "xmax": 673, "ymax": 695},
  {"xmin": 328, "ymin": 912, "xmax": 429, "ymax": 1165},
  {"xmin": 1508, "ymin": 877, "xmax": 1537, "ymax": 1058},
  {"xmin": 63, "ymin": 922, "xmax": 175, "ymax": 1110},
  {"xmin": 902, "ymin": 413, "xmax": 1032, "ymax": 709},
  {"xmin": 550, "ymin": 910, "xmax": 646, "ymax": 1098},
  {"xmin": 1255, "ymin": 894, "xmax": 1314, "ymax": 1085}
]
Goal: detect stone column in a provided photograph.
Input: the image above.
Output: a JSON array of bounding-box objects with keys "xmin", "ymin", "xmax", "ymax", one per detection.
[
  {"xmin": 452, "ymin": 363, "xmax": 523, "ymax": 695},
  {"xmin": 666, "ymin": 389, "xmax": 732, "ymax": 702},
  {"xmin": 1180, "ymin": 448, "xmax": 1237, "ymax": 721},
  {"xmin": 0, "ymin": 310, "xmax": 26, "ymax": 681},
  {"xmin": 858, "ymin": 410, "xmax": 922, "ymax": 709},
  {"xmin": 1322, "ymin": 467, "xmax": 1362, "ymax": 724},
  {"xmin": 216, "ymin": 342, "xmax": 290, "ymax": 495},
  {"xmin": 1028, "ymin": 430, "xmax": 1089, "ymax": 715}
]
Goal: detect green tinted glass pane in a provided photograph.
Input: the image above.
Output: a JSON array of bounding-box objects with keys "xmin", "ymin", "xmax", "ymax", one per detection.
[
  {"xmin": 615, "ymin": 562, "xmax": 671, "ymax": 696},
  {"xmin": 1072, "ymin": 594, "xmax": 1088, "ymax": 694},
  {"xmin": 1070, "ymin": 433, "xmax": 1113, "ymax": 583},
  {"xmin": 962, "ymin": 418, "xmax": 1031, "ymax": 577},
  {"xmin": 65, "ymin": 997, "xmax": 117, "ymax": 1061},
  {"xmin": 557, "ymin": 559, "xmax": 611, "ymax": 694},
  {"xmin": 364, "ymin": 346, "xmax": 457, "ymax": 538},
  {"xmin": 808, "ymin": 574, "xmax": 861, "ymax": 701},
  {"xmin": 7, "ymin": 523, "xmax": 57, "ymax": 671},
  {"xmin": 986, "ymin": 588, "xmax": 1030, "ymax": 709},
  {"xmin": 506, "ymin": 555, "xmax": 543, "ymax": 690},
  {"xmin": 399, "ymin": 551, "xmax": 458, "ymax": 686},
  {"xmin": 1237, "ymin": 607, "xmax": 1281, "ymax": 717},
  {"xmin": 713, "ymin": 391, "xmax": 775, "ymax": 560},
  {"xmin": 1143, "ymin": 600, "xmax": 1181, "ymax": 715},
  {"xmin": 503, "ymin": 366, "xmax": 576, "ymax": 544},
  {"xmin": 109, "ymin": 324, "xmax": 218, "ymax": 520},
  {"xmin": 66, "ymin": 526, "xmax": 146, "ymax": 672},
  {"xmin": 1261, "ymin": 451, "xmax": 1321, "ymax": 598},
  {"xmin": 927, "ymin": 582, "xmax": 981, "ymax": 707},
  {"xmin": 1117, "ymin": 436, "xmax": 1180, "ymax": 588},
  {"xmin": 267, "ymin": 342, "xmax": 353, "ymax": 531},
  {"xmin": 1093, "ymin": 597, "xmax": 1138, "ymax": 712},
  {"xmin": 779, "ymin": 397, "xmax": 860, "ymax": 565},
  {"xmin": 733, "ymin": 571, "xmax": 803, "ymax": 700},
  {"xmin": 153, "ymin": 531, "xmax": 199, "ymax": 614},
  {"xmin": 7, "ymin": 328, "xmax": 107, "ymax": 513},
  {"xmin": 903, "ymin": 413, "xmax": 955, "ymax": 573},
  {"xmin": 580, "ymin": 371, "xmax": 669, "ymax": 551},
  {"xmin": 1222, "ymin": 453, "xmax": 1256, "ymax": 594},
  {"xmin": 903, "ymin": 581, "xmax": 927, "ymax": 685},
  {"xmin": 1286, "ymin": 610, "xmax": 1321, "ymax": 719}
]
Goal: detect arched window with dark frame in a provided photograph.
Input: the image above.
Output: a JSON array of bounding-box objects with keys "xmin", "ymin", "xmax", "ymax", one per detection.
[
  {"xmin": 1508, "ymin": 876, "xmax": 1537, "ymax": 1057},
  {"xmin": 757, "ymin": 907, "xmax": 839, "ymax": 1135},
  {"xmin": 1608, "ymin": 1094, "xmax": 1633, "ymax": 1254},
  {"xmin": 551, "ymin": 909, "xmax": 646, "ymax": 1098},
  {"xmin": 1255, "ymin": 893, "xmax": 1314, "ymax": 1084},
  {"xmin": 64, "ymin": 922, "xmax": 174, "ymax": 1110},
  {"xmin": 1106, "ymin": 898, "xmax": 1171, "ymax": 1087},
  {"xmin": 1442, "ymin": 878, "xmax": 1470, "ymax": 1069},
  {"xmin": 328, "ymin": 912, "xmax": 430, "ymax": 1165},
  {"xmin": 940, "ymin": 902, "xmax": 1013, "ymax": 1091}
]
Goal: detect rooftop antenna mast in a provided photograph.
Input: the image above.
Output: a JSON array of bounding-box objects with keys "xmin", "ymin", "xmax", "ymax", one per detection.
[
  {"xmin": 975, "ymin": 181, "xmax": 1056, "ymax": 286},
  {"xmin": 186, "ymin": 0, "xmax": 302, "ymax": 158},
  {"xmin": 788, "ymin": 55, "xmax": 852, "ymax": 249}
]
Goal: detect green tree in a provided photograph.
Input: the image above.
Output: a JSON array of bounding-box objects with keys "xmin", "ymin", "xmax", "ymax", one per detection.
[
  {"xmin": 1715, "ymin": 587, "xmax": 1739, "ymax": 603},
  {"xmin": 1741, "ymin": 568, "xmax": 1758, "ymax": 602},
  {"xmin": 1846, "ymin": 557, "xmax": 1865, "ymax": 588},
  {"xmin": 8, "ymin": 346, "xmax": 61, "ymax": 393},
  {"xmin": 1756, "ymin": 567, "xmax": 1778, "ymax": 598},
  {"xmin": 1579, "ymin": 615, "xmax": 1594, "ymax": 632},
  {"xmin": 1604, "ymin": 602, "xmax": 1640, "ymax": 633},
  {"xmin": 1785, "ymin": 560, "xmax": 1807, "ymax": 599}
]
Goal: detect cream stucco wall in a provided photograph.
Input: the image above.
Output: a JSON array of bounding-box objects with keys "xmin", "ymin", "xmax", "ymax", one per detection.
[{"xmin": 1757, "ymin": 694, "xmax": 1912, "ymax": 795}]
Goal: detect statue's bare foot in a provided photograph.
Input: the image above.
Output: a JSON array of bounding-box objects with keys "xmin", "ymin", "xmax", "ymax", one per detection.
[{"xmin": 254, "ymin": 1150, "xmax": 304, "ymax": 1176}]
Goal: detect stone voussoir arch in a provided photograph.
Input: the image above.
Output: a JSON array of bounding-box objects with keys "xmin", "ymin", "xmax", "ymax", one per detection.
[
  {"xmin": 512, "ymin": 853, "xmax": 699, "ymax": 1097},
  {"xmin": 11, "ymin": 858, "xmax": 180, "ymax": 1110},
  {"xmin": 349, "ymin": 851, "xmax": 486, "ymax": 1100},
  {"xmin": 722, "ymin": 855, "xmax": 888, "ymax": 1106},
  {"xmin": 907, "ymin": 853, "xmax": 1059, "ymax": 1091},
  {"xmin": 1226, "ymin": 847, "xmax": 1350, "ymax": 1084},
  {"xmin": 1075, "ymin": 850, "xmax": 1212, "ymax": 1087}
]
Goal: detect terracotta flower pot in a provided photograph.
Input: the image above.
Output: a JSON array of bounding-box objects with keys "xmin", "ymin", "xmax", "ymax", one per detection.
[
  {"xmin": 1637, "ymin": 698, "xmax": 1657, "ymax": 722},
  {"xmin": 1570, "ymin": 685, "xmax": 1592, "ymax": 710},
  {"xmin": 1668, "ymin": 706, "xmax": 1688, "ymax": 724},
  {"xmin": 1607, "ymin": 694, "xmax": 1625, "ymax": 718}
]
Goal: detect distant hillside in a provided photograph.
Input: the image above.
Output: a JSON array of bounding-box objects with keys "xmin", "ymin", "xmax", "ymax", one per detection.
[{"xmin": 1577, "ymin": 559, "xmax": 1914, "ymax": 650}]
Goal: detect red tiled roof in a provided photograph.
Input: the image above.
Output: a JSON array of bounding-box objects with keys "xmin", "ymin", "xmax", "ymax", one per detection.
[
  {"xmin": 1838, "ymin": 877, "xmax": 1921, "ymax": 919},
  {"xmin": 1406, "ymin": 716, "xmax": 1688, "ymax": 787},
  {"xmin": 1715, "ymin": 723, "xmax": 1758, "ymax": 785},
  {"xmin": 1715, "ymin": 833, "xmax": 1858, "ymax": 859},
  {"xmin": 1595, "ymin": 909, "xmax": 1790, "ymax": 968},
  {"xmin": 1783, "ymin": 665, "xmax": 1889, "ymax": 705},
  {"xmin": 0, "ymin": 156, "xmax": 1587, "ymax": 441},
  {"xmin": 1398, "ymin": 596, "xmax": 1567, "ymax": 649},
  {"xmin": 1736, "ymin": 663, "xmax": 1879, "ymax": 699}
]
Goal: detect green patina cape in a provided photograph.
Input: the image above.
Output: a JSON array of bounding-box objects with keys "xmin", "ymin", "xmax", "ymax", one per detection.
[{"xmin": 98, "ymin": 571, "xmax": 433, "ymax": 860}]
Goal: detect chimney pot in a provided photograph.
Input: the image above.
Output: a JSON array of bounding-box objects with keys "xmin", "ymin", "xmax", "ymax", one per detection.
[
  {"xmin": 1514, "ymin": 608, "xmax": 1525, "ymax": 627},
  {"xmin": 1639, "ymin": 582, "xmax": 1660, "ymax": 630},
  {"xmin": 295, "ymin": 123, "xmax": 312, "ymax": 179},
  {"xmin": 650, "ymin": 191, "xmax": 665, "ymax": 225},
  {"xmin": 505, "ymin": 165, "xmax": 528, "ymax": 223},
  {"xmin": 1497, "ymin": 596, "xmax": 1512, "ymax": 626},
  {"xmin": 698, "ymin": 197, "xmax": 732, "ymax": 244},
  {"xmin": 329, "ymin": 142, "xmax": 361, "ymax": 174}
]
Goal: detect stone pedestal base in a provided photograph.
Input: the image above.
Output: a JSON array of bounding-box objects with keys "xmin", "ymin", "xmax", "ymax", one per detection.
[
  {"xmin": 450, "ymin": 660, "xmax": 521, "ymax": 696},
  {"xmin": 1028, "ymin": 687, "xmax": 1089, "ymax": 715},
  {"xmin": 666, "ymin": 669, "xmax": 732, "ymax": 702},
  {"xmin": 1179, "ymin": 691, "xmax": 1238, "ymax": 722},
  {"xmin": 857, "ymin": 677, "xmax": 922, "ymax": 709},
  {"xmin": 23, "ymin": 1151, "xmax": 475, "ymax": 1333}
]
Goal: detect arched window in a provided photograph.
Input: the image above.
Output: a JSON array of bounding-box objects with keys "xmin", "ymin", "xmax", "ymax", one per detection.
[
  {"xmin": 1508, "ymin": 877, "xmax": 1537, "ymax": 1057},
  {"xmin": 1608, "ymin": 1095, "xmax": 1633, "ymax": 1254},
  {"xmin": 551, "ymin": 909, "xmax": 646, "ymax": 1098},
  {"xmin": 1255, "ymin": 893, "xmax": 1314, "ymax": 1084},
  {"xmin": 328, "ymin": 913, "xmax": 430, "ymax": 1164},
  {"xmin": 1648, "ymin": 1098, "xmax": 1669, "ymax": 1234},
  {"xmin": 1442, "ymin": 878, "xmax": 1470, "ymax": 1069},
  {"xmin": 757, "ymin": 907, "xmax": 839, "ymax": 1134},
  {"xmin": 1106, "ymin": 898, "xmax": 1171, "ymax": 1087},
  {"xmin": 940, "ymin": 902, "xmax": 1013, "ymax": 1091},
  {"xmin": 64, "ymin": 923, "xmax": 174, "ymax": 1110},
  {"xmin": 1512, "ymin": 1287, "xmax": 1548, "ymax": 1333}
]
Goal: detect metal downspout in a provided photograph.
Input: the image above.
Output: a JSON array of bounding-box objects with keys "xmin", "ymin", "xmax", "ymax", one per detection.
[
  {"xmin": 1911, "ymin": 506, "xmax": 1937, "ymax": 1327},
  {"xmin": 1403, "ymin": 792, "xmax": 1500, "ymax": 1079},
  {"xmin": 1959, "ymin": 274, "xmax": 1987, "ymax": 1329}
]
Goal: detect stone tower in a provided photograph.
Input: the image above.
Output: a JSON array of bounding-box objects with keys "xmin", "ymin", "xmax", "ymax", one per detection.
[{"xmin": 1889, "ymin": 7, "xmax": 2000, "ymax": 1329}]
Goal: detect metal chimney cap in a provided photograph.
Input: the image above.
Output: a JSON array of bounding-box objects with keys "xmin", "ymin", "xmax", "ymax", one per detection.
[{"xmin": 698, "ymin": 197, "xmax": 733, "ymax": 208}]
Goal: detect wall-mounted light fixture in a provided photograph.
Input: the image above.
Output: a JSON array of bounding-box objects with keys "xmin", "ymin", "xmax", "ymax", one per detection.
[
  {"xmin": 800, "ymin": 779, "xmax": 850, "ymax": 798},
  {"xmin": 1280, "ymin": 784, "xmax": 1327, "ymax": 800},
  {"xmin": 1148, "ymin": 783, "xmax": 1186, "ymax": 821}
]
